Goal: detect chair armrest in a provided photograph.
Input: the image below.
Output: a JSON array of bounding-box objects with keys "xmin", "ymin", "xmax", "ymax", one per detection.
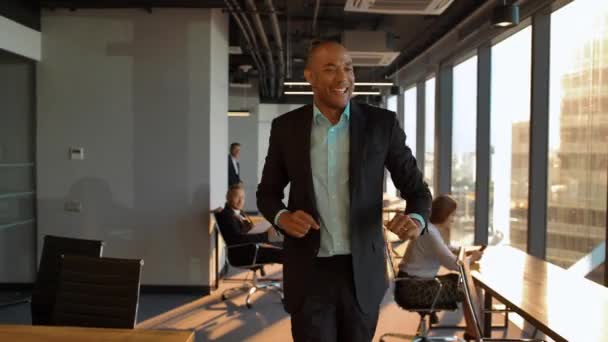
[
  {"xmin": 227, "ymin": 242, "xmax": 261, "ymax": 249},
  {"xmin": 258, "ymin": 242, "xmax": 282, "ymax": 250}
]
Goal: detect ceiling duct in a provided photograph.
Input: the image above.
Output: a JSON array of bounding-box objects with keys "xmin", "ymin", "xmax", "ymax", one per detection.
[
  {"xmin": 344, "ymin": 0, "xmax": 454, "ymax": 15},
  {"xmin": 342, "ymin": 31, "xmax": 399, "ymax": 67}
]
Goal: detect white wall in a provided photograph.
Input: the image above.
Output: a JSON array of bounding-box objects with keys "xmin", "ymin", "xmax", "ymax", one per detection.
[
  {"xmin": 257, "ymin": 103, "xmax": 305, "ymax": 206},
  {"xmin": 0, "ymin": 51, "xmax": 36, "ymax": 282},
  {"xmin": 257, "ymin": 103, "xmax": 306, "ymax": 183},
  {"xmin": 37, "ymin": 9, "xmax": 228, "ymax": 286},
  {"xmin": 228, "ymin": 85, "xmax": 260, "ymax": 212}
]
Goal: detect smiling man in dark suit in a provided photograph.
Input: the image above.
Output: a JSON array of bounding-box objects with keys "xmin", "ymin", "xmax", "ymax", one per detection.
[{"xmin": 257, "ymin": 41, "xmax": 432, "ymax": 342}]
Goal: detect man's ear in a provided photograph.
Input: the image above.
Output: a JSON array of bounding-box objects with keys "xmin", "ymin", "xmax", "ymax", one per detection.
[{"xmin": 304, "ymin": 68, "xmax": 313, "ymax": 85}]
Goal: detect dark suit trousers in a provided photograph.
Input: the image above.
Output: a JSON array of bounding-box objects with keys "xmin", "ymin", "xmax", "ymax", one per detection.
[{"xmin": 290, "ymin": 255, "xmax": 380, "ymax": 342}]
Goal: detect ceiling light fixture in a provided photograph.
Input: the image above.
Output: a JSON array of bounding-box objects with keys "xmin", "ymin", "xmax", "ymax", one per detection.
[
  {"xmin": 227, "ymin": 111, "xmax": 250, "ymax": 117},
  {"xmin": 492, "ymin": 1, "xmax": 519, "ymax": 28},
  {"xmin": 284, "ymin": 82, "xmax": 394, "ymax": 87}
]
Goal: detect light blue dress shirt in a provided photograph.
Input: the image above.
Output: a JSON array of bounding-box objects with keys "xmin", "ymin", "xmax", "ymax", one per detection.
[
  {"xmin": 310, "ymin": 103, "xmax": 352, "ymax": 256},
  {"xmin": 275, "ymin": 103, "xmax": 425, "ymax": 256}
]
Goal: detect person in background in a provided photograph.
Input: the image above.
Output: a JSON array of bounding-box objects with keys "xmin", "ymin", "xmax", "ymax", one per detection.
[
  {"xmin": 396, "ymin": 194, "xmax": 483, "ymax": 336},
  {"xmin": 228, "ymin": 142, "xmax": 241, "ymax": 186},
  {"xmin": 215, "ymin": 184, "xmax": 282, "ymax": 264}
]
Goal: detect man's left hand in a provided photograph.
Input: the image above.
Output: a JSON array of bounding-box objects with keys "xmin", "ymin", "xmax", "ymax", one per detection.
[{"xmin": 386, "ymin": 214, "xmax": 420, "ymax": 240}]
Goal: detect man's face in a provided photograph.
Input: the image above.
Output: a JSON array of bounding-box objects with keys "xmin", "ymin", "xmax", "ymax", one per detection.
[
  {"xmin": 231, "ymin": 146, "xmax": 241, "ymax": 159},
  {"xmin": 228, "ymin": 189, "xmax": 245, "ymax": 210},
  {"xmin": 304, "ymin": 43, "xmax": 355, "ymax": 111}
]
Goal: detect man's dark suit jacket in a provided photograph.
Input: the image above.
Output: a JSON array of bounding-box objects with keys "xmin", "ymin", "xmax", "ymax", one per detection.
[
  {"xmin": 257, "ymin": 101, "xmax": 432, "ymax": 315},
  {"xmin": 228, "ymin": 155, "xmax": 241, "ymax": 186},
  {"xmin": 215, "ymin": 204, "xmax": 268, "ymax": 246}
]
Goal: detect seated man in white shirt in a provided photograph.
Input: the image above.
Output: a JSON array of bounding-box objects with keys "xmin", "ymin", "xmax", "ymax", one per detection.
[{"xmin": 395, "ymin": 194, "xmax": 483, "ymax": 334}]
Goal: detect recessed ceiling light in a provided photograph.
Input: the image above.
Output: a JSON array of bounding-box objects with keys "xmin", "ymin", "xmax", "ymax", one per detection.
[{"xmin": 227, "ymin": 111, "xmax": 250, "ymax": 117}]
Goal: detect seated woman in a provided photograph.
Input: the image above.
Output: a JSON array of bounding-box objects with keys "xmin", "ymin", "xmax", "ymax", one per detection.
[
  {"xmin": 215, "ymin": 183, "xmax": 282, "ymax": 265},
  {"xmin": 395, "ymin": 194, "xmax": 482, "ymax": 328}
]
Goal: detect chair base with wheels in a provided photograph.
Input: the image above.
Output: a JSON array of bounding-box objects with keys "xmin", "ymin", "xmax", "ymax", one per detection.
[
  {"xmin": 380, "ymin": 226, "xmax": 465, "ymax": 342},
  {"xmin": 380, "ymin": 311, "xmax": 466, "ymax": 342},
  {"xmin": 221, "ymin": 265, "xmax": 283, "ymax": 308},
  {"xmin": 213, "ymin": 211, "xmax": 284, "ymax": 309}
]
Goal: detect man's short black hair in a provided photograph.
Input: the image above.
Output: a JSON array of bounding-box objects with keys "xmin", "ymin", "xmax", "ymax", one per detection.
[{"xmin": 305, "ymin": 40, "xmax": 342, "ymax": 68}]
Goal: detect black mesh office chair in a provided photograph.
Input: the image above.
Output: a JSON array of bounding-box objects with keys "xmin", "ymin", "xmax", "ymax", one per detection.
[
  {"xmin": 51, "ymin": 255, "xmax": 143, "ymax": 329},
  {"xmin": 380, "ymin": 227, "xmax": 465, "ymax": 342},
  {"xmin": 31, "ymin": 235, "xmax": 104, "ymax": 325},
  {"xmin": 457, "ymin": 249, "xmax": 545, "ymax": 342},
  {"xmin": 213, "ymin": 212, "xmax": 283, "ymax": 309}
]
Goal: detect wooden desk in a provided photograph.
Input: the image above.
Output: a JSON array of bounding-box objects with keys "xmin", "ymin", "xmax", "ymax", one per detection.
[
  {"xmin": 249, "ymin": 215, "xmax": 266, "ymax": 225},
  {"xmin": 0, "ymin": 325, "xmax": 194, "ymax": 342},
  {"xmin": 473, "ymin": 246, "xmax": 608, "ymax": 342}
]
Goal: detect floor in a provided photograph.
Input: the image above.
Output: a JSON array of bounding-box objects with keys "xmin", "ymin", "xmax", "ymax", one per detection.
[{"xmin": 0, "ymin": 264, "xmax": 545, "ymax": 341}]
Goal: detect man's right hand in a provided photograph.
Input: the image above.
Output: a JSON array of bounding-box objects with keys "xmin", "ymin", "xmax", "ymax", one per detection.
[{"xmin": 277, "ymin": 210, "xmax": 320, "ymax": 238}]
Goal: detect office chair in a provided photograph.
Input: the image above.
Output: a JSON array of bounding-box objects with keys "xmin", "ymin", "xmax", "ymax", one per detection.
[
  {"xmin": 456, "ymin": 249, "xmax": 545, "ymax": 342},
  {"xmin": 31, "ymin": 235, "xmax": 104, "ymax": 325},
  {"xmin": 213, "ymin": 212, "xmax": 283, "ymax": 309},
  {"xmin": 51, "ymin": 255, "xmax": 143, "ymax": 329},
  {"xmin": 380, "ymin": 227, "xmax": 465, "ymax": 342}
]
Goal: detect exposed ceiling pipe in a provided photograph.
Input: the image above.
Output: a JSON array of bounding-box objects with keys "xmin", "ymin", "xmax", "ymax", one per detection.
[
  {"xmin": 227, "ymin": 0, "xmax": 269, "ymax": 97},
  {"xmin": 311, "ymin": 0, "xmax": 320, "ymax": 38},
  {"xmin": 286, "ymin": 3, "xmax": 292, "ymax": 80},
  {"xmin": 246, "ymin": 0, "xmax": 276, "ymax": 98},
  {"xmin": 265, "ymin": 0, "xmax": 285, "ymax": 97}
]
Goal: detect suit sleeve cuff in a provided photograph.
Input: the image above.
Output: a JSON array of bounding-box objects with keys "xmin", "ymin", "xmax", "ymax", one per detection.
[
  {"xmin": 408, "ymin": 213, "xmax": 426, "ymax": 233},
  {"xmin": 274, "ymin": 209, "xmax": 289, "ymax": 227}
]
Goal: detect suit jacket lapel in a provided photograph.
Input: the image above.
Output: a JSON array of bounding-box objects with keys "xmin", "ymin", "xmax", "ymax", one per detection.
[
  {"xmin": 297, "ymin": 105, "xmax": 320, "ymax": 220},
  {"xmin": 349, "ymin": 101, "xmax": 366, "ymax": 204}
]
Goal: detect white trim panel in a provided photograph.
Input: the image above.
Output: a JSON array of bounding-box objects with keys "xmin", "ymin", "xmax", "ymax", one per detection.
[{"xmin": 0, "ymin": 15, "xmax": 41, "ymax": 61}]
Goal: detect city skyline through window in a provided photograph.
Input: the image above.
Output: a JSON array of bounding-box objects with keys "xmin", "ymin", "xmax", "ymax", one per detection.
[
  {"xmin": 451, "ymin": 55, "xmax": 478, "ymax": 246},
  {"xmin": 547, "ymin": 0, "xmax": 607, "ymax": 285}
]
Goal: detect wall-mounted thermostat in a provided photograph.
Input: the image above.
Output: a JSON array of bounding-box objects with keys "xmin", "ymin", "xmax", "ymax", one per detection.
[{"xmin": 69, "ymin": 147, "xmax": 84, "ymax": 160}]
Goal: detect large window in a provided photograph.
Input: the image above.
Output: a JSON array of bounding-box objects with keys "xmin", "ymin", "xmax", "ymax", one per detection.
[
  {"xmin": 403, "ymin": 86, "xmax": 417, "ymax": 159},
  {"xmin": 490, "ymin": 27, "xmax": 532, "ymax": 251},
  {"xmin": 0, "ymin": 51, "xmax": 36, "ymax": 282},
  {"xmin": 547, "ymin": 0, "xmax": 607, "ymax": 285},
  {"xmin": 385, "ymin": 96, "xmax": 398, "ymax": 196},
  {"xmin": 451, "ymin": 56, "xmax": 477, "ymax": 246},
  {"xmin": 424, "ymin": 78, "xmax": 436, "ymax": 195}
]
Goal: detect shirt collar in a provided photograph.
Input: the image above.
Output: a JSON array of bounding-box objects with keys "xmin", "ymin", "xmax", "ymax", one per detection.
[{"xmin": 313, "ymin": 101, "xmax": 351, "ymax": 124}]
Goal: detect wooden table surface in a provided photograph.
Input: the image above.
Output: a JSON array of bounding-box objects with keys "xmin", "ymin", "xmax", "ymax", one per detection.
[
  {"xmin": 249, "ymin": 215, "xmax": 267, "ymax": 224},
  {"xmin": 0, "ymin": 325, "xmax": 195, "ymax": 342},
  {"xmin": 473, "ymin": 246, "xmax": 608, "ymax": 342}
]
